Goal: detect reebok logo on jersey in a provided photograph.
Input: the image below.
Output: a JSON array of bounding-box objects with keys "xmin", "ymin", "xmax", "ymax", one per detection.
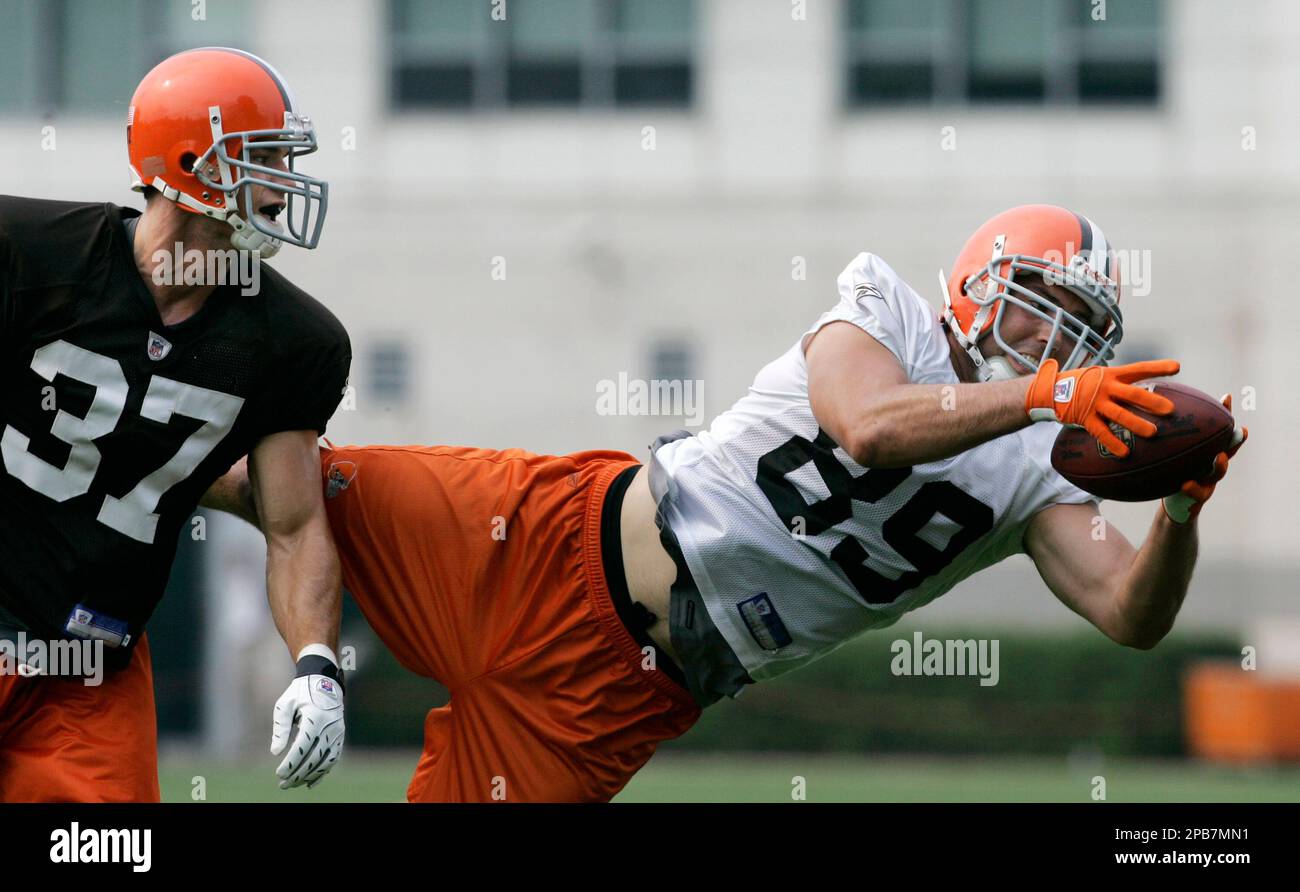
[
  {"xmin": 1053, "ymin": 378, "xmax": 1075, "ymax": 403},
  {"xmin": 325, "ymin": 461, "xmax": 357, "ymax": 499},
  {"xmin": 854, "ymin": 283, "xmax": 885, "ymax": 301},
  {"xmin": 738, "ymin": 593, "xmax": 792, "ymax": 652}
]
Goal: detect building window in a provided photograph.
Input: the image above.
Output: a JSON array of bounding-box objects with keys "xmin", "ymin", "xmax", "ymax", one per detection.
[
  {"xmin": 845, "ymin": 0, "xmax": 1160, "ymax": 107},
  {"xmin": 649, "ymin": 338, "xmax": 696, "ymax": 384},
  {"xmin": 0, "ymin": 0, "xmax": 44, "ymax": 114},
  {"xmin": 0, "ymin": 0, "xmax": 251, "ymax": 116},
  {"xmin": 368, "ymin": 341, "xmax": 412, "ymax": 406},
  {"xmin": 390, "ymin": 0, "xmax": 695, "ymax": 110}
]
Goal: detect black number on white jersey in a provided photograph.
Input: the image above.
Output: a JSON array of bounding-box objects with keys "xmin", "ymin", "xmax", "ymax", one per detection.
[{"xmin": 757, "ymin": 429, "xmax": 994, "ymax": 606}]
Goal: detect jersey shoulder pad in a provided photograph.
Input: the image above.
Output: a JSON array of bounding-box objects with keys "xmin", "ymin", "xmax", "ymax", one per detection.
[
  {"xmin": 257, "ymin": 263, "xmax": 350, "ymax": 354},
  {"xmin": 0, "ymin": 196, "xmax": 116, "ymax": 286},
  {"xmin": 805, "ymin": 252, "xmax": 946, "ymax": 379}
]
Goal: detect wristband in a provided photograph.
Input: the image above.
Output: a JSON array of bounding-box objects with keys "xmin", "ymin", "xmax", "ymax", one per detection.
[{"xmin": 294, "ymin": 643, "xmax": 345, "ymax": 693}]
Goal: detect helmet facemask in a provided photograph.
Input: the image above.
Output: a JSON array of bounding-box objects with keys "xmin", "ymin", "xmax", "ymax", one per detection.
[
  {"xmin": 191, "ymin": 106, "xmax": 328, "ymax": 258},
  {"xmin": 951, "ymin": 240, "xmax": 1123, "ymax": 381}
]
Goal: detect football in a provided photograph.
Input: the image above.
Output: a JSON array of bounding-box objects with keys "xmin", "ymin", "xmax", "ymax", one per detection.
[{"xmin": 1050, "ymin": 381, "xmax": 1235, "ymax": 502}]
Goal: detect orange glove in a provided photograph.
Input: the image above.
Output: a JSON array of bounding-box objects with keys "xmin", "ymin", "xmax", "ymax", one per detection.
[
  {"xmin": 1025, "ymin": 358, "xmax": 1181, "ymax": 458},
  {"xmin": 1162, "ymin": 393, "xmax": 1248, "ymax": 523}
]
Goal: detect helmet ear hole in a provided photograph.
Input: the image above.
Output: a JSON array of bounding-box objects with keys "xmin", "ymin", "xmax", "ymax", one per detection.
[{"xmin": 178, "ymin": 152, "xmax": 198, "ymax": 174}]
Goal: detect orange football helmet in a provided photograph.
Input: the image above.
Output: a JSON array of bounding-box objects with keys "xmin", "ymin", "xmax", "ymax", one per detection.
[
  {"xmin": 940, "ymin": 204, "xmax": 1123, "ymax": 381},
  {"xmin": 127, "ymin": 47, "xmax": 326, "ymax": 257}
]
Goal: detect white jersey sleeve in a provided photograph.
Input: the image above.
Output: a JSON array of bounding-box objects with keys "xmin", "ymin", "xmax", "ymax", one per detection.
[{"xmin": 803, "ymin": 252, "xmax": 953, "ymax": 383}]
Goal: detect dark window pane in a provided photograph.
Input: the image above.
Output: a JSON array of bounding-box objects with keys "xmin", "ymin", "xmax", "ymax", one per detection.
[
  {"xmin": 389, "ymin": 0, "xmax": 696, "ymax": 110},
  {"xmin": 508, "ymin": 61, "xmax": 582, "ymax": 104},
  {"xmin": 369, "ymin": 341, "xmax": 411, "ymax": 404},
  {"xmin": 968, "ymin": 72, "xmax": 1045, "ymax": 101},
  {"xmin": 1079, "ymin": 60, "xmax": 1158, "ymax": 102},
  {"xmin": 394, "ymin": 63, "xmax": 475, "ymax": 108},
  {"xmin": 650, "ymin": 339, "xmax": 695, "ymax": 383},
  {"xmin": 849, "ymin": 62, "xmax": 933, "ymax": 103},
  {"xmin": 615, "ymin": 62, "xmax": 691, "ymax": 105}
]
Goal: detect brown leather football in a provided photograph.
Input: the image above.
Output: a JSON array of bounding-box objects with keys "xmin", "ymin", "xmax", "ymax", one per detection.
[{"xmin": 1050, "ymin": 381, "xmax": 1234, "ymax": 502}]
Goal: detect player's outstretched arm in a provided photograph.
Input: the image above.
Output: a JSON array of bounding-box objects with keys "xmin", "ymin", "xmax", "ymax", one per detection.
[
  {"xmin": 248, "ymin": 430, "xmax": 346, "ymax": 789},
  {"xmin": 807, "ymin": 321, "xmax": 1033, "ymax": 468},
  {"xmin": 1023, "ymin": 501, "xmax": 1153, "ymax": 647},
  {"xmin": 807, "ymin": 322, "xmax": 1179, "ymax": 468},
  {"xmin": 1025, "ymin": 406, "xmax": 1245, "ymax": 650}
]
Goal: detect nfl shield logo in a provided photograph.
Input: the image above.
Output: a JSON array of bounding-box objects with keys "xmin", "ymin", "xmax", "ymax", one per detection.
[{"xmin": 147, "ymin": 331, "xmax": 172, "ymax": 361}]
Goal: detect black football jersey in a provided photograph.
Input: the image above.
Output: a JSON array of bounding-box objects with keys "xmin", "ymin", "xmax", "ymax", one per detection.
[{"xmin": 0, "ymin": 196, "xmax": 351, "ymax": 667}]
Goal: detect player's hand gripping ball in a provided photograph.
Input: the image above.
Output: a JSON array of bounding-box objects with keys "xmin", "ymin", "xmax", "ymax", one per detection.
[
  {"xmin": 1026, "ymin": 357, "xmax": 1181, "ymax": 458},
  {"xmin": 1051, "ymin": 383, "xmax": 1246, "ymax": 514},
  {"xmin": 1160, "ymin": 393, "xmax": 1247, "ymax": 522}
]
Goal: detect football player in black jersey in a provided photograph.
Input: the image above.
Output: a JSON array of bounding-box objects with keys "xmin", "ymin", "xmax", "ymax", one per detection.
[{"xmin": 0, "ymin": 48, "xmax": 350, "ymax": 801}]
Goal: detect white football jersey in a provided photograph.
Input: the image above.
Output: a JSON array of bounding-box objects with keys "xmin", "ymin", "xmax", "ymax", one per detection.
[{"xmin": 650, "ymin": 252, "xmax": 1097, "ymax": 683}]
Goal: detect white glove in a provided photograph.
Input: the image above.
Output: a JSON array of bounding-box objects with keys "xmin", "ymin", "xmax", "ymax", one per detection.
[{"xmin": 271, "ymin": 646, "xmax": 345, "ymax": 789}]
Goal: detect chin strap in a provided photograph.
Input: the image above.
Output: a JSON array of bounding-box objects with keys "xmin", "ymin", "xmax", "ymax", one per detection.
[
  {"xmin": 940, "ymin": 268, "xmax": 1007, "ymax": 382},
  {"xmin": 228, "ymin": 212, "xmax": 281, "ymax": 257},
  {"xmin": 142, "ymin": 173, "xmax": 281, "ymax": 258},
  {"xmin": 984, "ymin": 356, "xmax": 1020, "ymax": 381}
]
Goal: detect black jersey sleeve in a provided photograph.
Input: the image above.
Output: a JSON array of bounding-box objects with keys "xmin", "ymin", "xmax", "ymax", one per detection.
[
  {"xmin": 0, "ymin": 204, "xmax": 20, "ymax": 343},
  {"xmin": 0, "ymin": 215, "xmax": 11, "ymax": 340},
  {"xmin": 259, "ymin": 270, "xmax": 352, "ymax": 437},
  {"xmin": 267, "ymin": 330, "xmax": 351, "ymax": 436}
]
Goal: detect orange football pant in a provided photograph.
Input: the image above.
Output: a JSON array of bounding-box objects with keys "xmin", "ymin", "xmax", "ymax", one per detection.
[
  {"xmin": 320, "ymin": 444, "xmax": 702, "ymax": 802},
  {"xmin": 0, "ymin": 633, "xmax": 160, "ymax": 802}
]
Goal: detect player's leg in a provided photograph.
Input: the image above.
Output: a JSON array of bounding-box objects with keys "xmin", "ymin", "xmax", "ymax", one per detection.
[
  {"xmin": 319, "ymin": 444, "xmax": 701, "ymax": 801},
  {"xmin": 399, "ymin": 458, "xmax": 702, "ymax": 802},
  {"xmin": 0, "ymin": 634, "xmax": 160, "ymax": 803},
  {"xmin": 407, "ymin": 619, "xmax": 700, "ymax": 802},
  {"xmin": 320, "ymin": 443, "xmax": 590, "ymax": 687}
]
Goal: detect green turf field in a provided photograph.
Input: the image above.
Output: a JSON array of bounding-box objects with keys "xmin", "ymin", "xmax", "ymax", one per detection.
[{"xmin": 158, "ymin": 750, "xmax": 1300, "ymax": 803}]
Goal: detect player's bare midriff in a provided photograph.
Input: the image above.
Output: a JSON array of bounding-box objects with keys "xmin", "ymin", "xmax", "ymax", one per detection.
[{"xmin": 618, "ymin": 465, "xmax": 683, "ymax": 669}]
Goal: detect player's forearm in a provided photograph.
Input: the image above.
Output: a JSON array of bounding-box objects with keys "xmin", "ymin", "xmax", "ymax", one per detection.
[
  {"xmin": 1109, "ymin": 507, "xmax": 1199, "ymax": 649},
  {"xmin": 265, "ymin": 521, "xmax": 342, "ymax": 658},
  {"xmin": 850, "ymin": 376, "xmax": 1034, "ymax": 468}
]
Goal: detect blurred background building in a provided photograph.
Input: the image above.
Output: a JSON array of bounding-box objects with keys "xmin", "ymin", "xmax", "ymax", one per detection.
[{"xmin": 1, "ymin": 0, "xmax": 1296, "ymax": 781}]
